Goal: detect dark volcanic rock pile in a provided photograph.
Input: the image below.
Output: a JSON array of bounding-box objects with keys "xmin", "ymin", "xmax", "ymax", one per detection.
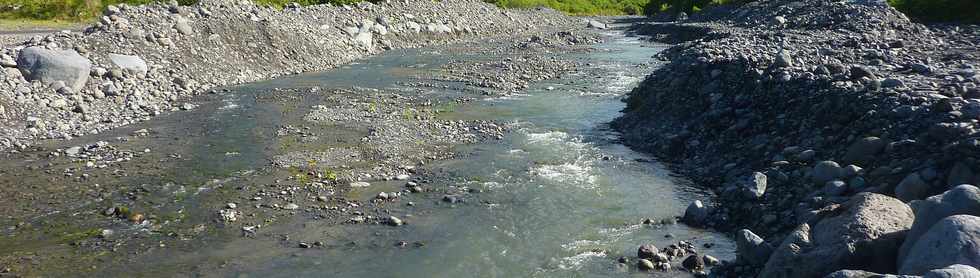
[{"xmin": 615, "ymin": 0, "xmax": 980, "ymax": 276}]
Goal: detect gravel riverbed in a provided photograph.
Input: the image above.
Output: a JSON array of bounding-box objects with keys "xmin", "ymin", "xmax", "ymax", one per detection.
[{"xmin": 616, "ymin": 0, "xmax": 980, "ymax": 277}]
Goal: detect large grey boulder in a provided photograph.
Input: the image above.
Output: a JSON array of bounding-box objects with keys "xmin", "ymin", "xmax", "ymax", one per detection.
[
  {"xmin": 923, "ymin": 264, "xmax": 980, "ymax": 278},
  {"xmin": 108, "ymin": 54, "xmax": 147, "ymax": 75},
  {"xmin": 899, "ymin": 215, "xmax": 980, "ymax": 275},
  {"xmin": 736, "ymin": 229, "xmax": 773, "ymax": 265},
  {"xmin": 16, "ymin": 47, "xmax": 92, "ymax": 91},
  {"xmin": 898, "ymin": 185, "xmax": 980, "ymax": 265},
  {"xmin": 895, "ymin": 172, "xmax": 932, "ymax": 202},
  {"xmin": 760, "ymin": 193, "xmax": 914, "ymax": 278}
]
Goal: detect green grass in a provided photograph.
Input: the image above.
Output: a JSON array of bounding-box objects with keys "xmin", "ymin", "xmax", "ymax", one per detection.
[
  {"xmin": 486, "ymin": 0, "xmax": 649, "ymax": 15},
  {"xmin": 2, "ymin": 0, "xmax": 976, "ymax": 27}
]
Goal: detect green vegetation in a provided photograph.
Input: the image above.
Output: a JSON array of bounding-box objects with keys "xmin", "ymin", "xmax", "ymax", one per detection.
[
  {"xmin": 888, "ymin": 0, "xmax": 979, "ymax": 23},
  {"xmin": 642, "ymin": 0, "xmax": 747, "ymax": 15},
  {"xmin": 1, "ymin": 0, "xmax": 976, "ymax": 28},
  {"xmin": 0, "ymin": 0, "xmax": 191, "ymax": 21},
  {"xmin": 486, "ymin": 0, "xmax": 648, "ymax": 15},
  {"xmin": 0, "ymin": 0, "xmax": 367, "ymax": 22}
]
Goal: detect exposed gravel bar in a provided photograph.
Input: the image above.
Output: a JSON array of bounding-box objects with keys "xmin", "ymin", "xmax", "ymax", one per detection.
[
  {"xmin": 615, "ymin": 0, "xmax": 980, "ymax": 277},
  {"xmin": 0, "ymin": 0, "xmax": 583, "ymax": 151}
]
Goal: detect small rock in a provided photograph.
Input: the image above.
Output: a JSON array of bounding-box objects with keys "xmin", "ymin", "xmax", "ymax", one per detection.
[
  {"xmin": 387, "ymin": 216, "xmax": 403, "ymax": 226},
  {"xmin": 638, "ymin": 244, "xmax": 659, "ymax": 259},
  {"xmin": 682, "ymin": 255, "xmax": 705, "ymax": 271}
]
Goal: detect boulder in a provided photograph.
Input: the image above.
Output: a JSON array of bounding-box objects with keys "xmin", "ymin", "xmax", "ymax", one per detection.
[
  {"xmin": 895, "ymin": 172, "xmax": 932, "ymax": 202},
  {"xmin": 759, "ymin": 193, "xmax": 914, "ymax": 278},
  {"xmin": 923, "ymin": 264, "xmax": 980, "ymax": 278},
  {"xmin": 813, "ymin": 161, "xmax": 844, "ymax": 185},
  {"xmin": 741, "ymin": 172, "xmax": 768, "ymax": 199},
  {"xmin": 637, "ymin": 244, "xmax": 659, "ymax": 259},
  {"xmin": 16, "ymin": 47, "xmax": 92, "ymax": 91},
  {"xmin": 682, "ymin": 200, "xmax": 710, "ymax": 226},
  {"xmin": 354, "ymin": 32, "xmax": 373, "ymax": 49},
  {"xmin": 586, "ymin": 20, "xmax": 607, "ymax": 29},
  {"xmin": 682, "ymin": 255, "xmax": 705, "ymax": 271},
  {"xmin": 843, "ymin": 137, "xmax": 886, "ymax": 165},
  {"xmin": 175, "ymin": 16, "xmax": 193, "ymax": 34},
  {"xmin": 899, "ymin": 215, "xmax": 980, "ymax": 275},
  {"xmin": 108, "ymin": 54, "xmax": 148, "ymax": 75},
  {"xmin": 898, "ymin": 185, "xmax": 980, "ymax": 265},
  {"xmin": 775, "ymin": 50, "xmax": 793, "ymax": 67},
  {"xmin": 736, "ymin": 229, "xmax": 772, "ymax": 265}
]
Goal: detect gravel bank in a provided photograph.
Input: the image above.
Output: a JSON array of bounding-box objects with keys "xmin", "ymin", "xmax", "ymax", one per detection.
[
  {"xmin": 615, "ymin": 0, "xmax": 980, "ymax": 276},
  {"xmin": 0, "ymin": 0, "xmax": 583, "ymax": 151}
]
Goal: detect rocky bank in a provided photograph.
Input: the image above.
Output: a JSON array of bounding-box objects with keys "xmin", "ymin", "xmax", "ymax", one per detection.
[
  {"xmin": 0, "ymin": 0, "xmax": 584, "ymax": 151},
  {"xmin": 615, "ymin": 0, "xmax": 980, "ymax": 277}
]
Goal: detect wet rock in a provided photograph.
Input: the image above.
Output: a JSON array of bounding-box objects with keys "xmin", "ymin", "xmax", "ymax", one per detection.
[
  {"xmin": 16, "ymin": 47, "xmax": 92, "ymax": 91},
  {"xmin": 736, "ymin": 229, "xmax": 772, "ymax": 265},
  {"xmin": 760, "ymin": 193, "xmax": 914, "ymax": 278},
  {"xmin": 638, "ymin": 258, "xmax": 656, "ymax": 271},
  {"xmin": 923, "ymin": 264, "xmax": 980, "ymax": 278},
  {"xmin": 899, "ymin": 215, "xmax": 980, "ymax": 275},
  {"xmin": 682, "ymin": 255, "xmax": 705, "ymax": 271},
  {"xmin": 895, "ymin": 172, "xmax": 931, "ymax": 202},
  {"xmin": 703, "ymin": 255, "xmax": 720, "ymax": 266},
  {"xmin": 682, "ymin": 200, "xmax": 710, "ymax": 226},
  {"xmin": 350, "ymin": 181, "xmax": 371, "ymax": 188},
  {"xmin": 387, "ymin": 216, "xmax": 403, "ymax": 226},
  {"xmin": 823, "ymin": 270, "xmax": 915, "ymax": 278},
  {"xmin": 218, "ymin": 209, "xmax": 237, "ymax": 222},
  {"xmin": 637, "ymin": 244, "xmax": 659, "ymax": 259}
]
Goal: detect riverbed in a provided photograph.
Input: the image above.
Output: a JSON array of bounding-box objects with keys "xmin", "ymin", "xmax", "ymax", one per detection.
[{"xmin": 0, "ymin": 23, "xmax": 733, "ymax": 277}]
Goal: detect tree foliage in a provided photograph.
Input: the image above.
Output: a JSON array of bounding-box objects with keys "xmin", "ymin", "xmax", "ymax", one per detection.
[
  {"xmin": 888, "ymin": 0, "xmax": 979, "ymax": 23},
  {"xmin": 486, "ymin": 0, "xmax": 648, "ymax": 15}
]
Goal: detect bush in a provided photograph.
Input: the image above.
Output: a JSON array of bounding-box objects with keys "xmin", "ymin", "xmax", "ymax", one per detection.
[{"xmin": 888, "ymin": 0, "xmax": 980, "ymax": 23}]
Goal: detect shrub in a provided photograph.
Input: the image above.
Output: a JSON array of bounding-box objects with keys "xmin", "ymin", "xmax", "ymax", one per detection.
[{"xmin": 888, "ymin": 0, "xmax": 980, "ymax": 23}]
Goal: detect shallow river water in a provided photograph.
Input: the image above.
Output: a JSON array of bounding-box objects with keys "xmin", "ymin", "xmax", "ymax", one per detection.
[{"xmin": 78, "ymin": 26, "xmax": 735, "ymax": 277}]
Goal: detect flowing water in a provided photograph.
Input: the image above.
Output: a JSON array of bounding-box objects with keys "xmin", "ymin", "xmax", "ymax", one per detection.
[{"xmin": 11, "ymin": 25, "xmax": 734, "ymax": 277}]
